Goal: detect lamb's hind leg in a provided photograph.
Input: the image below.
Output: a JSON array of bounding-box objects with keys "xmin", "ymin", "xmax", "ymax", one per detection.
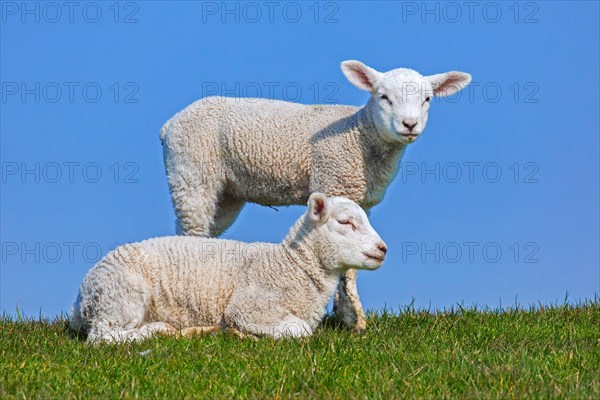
[
  {"xmin": 333, "ymin": 269, "xmax": 367, "ymax": 332},
  {"xmin": 170, "ymin": 175, "xmax": 223, "ymax": 237},
  {"xmin": 88, "ymin": 322, "xmax": 178, "ymax": 343},
  {"xmin": 76, "ymin": 246, "xmax": 157, "ymax": 344}
]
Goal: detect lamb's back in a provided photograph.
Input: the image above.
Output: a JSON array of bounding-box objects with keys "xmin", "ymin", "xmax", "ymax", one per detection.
[
  {"xmin": 162, "ymin": 97, "xmax": 360, "ymax": 204},
  {"xmin": 136, "ymin": 236, "xmax": 248, "ymax": 326},
  {"xmin": 218, "ymin": 98, "xmax": 359, "ymax": 203}
]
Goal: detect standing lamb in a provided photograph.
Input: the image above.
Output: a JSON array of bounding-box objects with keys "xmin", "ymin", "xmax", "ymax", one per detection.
[
  {"xmin": 161, "ymin": 60, "xmax": 471, "ymax": 331},
  {"xmin": 70, "ymin": 193, "xmax": 387, "ymax": 343}
]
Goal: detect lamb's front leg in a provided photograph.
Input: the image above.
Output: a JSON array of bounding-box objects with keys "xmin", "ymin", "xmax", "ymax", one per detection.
[
  {"xmin": 180, "ymin": 326, "xmax": 256, "ymax": 340},
  {"xmin": 240, "ymin": 315, "xmax": 312, "ymax": 339},
  {"xmin": 333, "ymin": 269, "xmax": 367, "ymax": 332},
  {"xmin": 226, "ymin": 295, "xmax": 313, "ymax": 339}
]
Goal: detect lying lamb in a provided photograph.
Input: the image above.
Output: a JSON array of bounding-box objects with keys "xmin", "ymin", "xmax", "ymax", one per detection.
[
  {"xmin": 161, "ymin": 60, "xmax": 471, "ymax": 331},
  {"xmin": 70, "ymin": 193, "xmax": 387, "ymax": 343}
]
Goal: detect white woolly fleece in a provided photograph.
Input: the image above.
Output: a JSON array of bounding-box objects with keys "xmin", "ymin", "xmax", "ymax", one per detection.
[
  {"xmin": 160, "ymin": 60, "xmax": 471, "ymax": 330},
  {"xmin": 71, "ymin": 194, "xmax": 387, "ymax": 343}
]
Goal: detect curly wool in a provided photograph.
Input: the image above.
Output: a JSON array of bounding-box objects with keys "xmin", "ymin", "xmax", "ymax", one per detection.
[
  {"xmin": 160, "ymin": 61, "xmax": 472, "ymax": 331},
  {"xmin": 161, "ymin": 97, "xmax": 404, "ymax": 236},
  {"xmin": 70, "ymin": 195, "xmax": 386, "ymax": 343}
]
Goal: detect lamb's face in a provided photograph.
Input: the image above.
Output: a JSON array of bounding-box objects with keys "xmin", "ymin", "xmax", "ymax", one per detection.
[
  {"xmin": 372, "ymin": 69, "xmax": 433, "ymax": 144},
  {"xmin": 341, "ymin": 60, "xmax": 471, "ymax": 145},
  {"xmin": 307, "ymin": 193, "xmax": 387, "ymax": 271}
]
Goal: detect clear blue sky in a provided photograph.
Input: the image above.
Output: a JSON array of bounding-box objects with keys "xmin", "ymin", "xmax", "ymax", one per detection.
[{"xmin": 1, "ymin": 1, "xmax": 598, "ymax": 317}]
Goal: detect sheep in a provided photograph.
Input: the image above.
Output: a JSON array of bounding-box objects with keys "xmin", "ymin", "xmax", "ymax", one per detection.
[
  {"xmin": 160, "ymin": 60, "xmax": 471, "ymax": 331},
  {"xmin": 70, "ymin": 193, "xmax": 387, "ymax": 343}
]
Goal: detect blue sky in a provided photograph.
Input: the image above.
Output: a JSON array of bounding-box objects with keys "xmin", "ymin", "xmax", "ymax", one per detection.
[{"xmin": 1, "ymin": 1, "xmax": 598, "ymax": 317}]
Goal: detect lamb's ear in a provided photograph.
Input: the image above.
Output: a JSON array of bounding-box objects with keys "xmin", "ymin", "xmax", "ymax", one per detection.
[
  {"xmin": 307, "ymin": 192, "xmax": 330, "ymax": 225},
  {"xmin": 341, "ymin": 60, "xmax": 383, "ymax": 93},
  {"xmin": 427, "ymin": 71, "xmax": 472, "ymax": 97}
]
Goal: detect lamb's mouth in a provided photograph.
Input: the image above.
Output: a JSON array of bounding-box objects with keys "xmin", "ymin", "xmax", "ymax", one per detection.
[
  {"xmin": 401, "ymin": 133, "xmax": 418, "ymax": 141},
  {"xmin": 363, "ymin": 252, "xmax": 385, "ymax": 262}
]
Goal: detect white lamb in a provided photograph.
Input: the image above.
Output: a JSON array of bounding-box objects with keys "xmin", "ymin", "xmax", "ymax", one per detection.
[
  {"xmin": 161, "ymin": 60, "xmax": 471, "ymax": 331},
  {"xmin": 70, "ymin": 193, "xmax": 387, "ymax": 343}
]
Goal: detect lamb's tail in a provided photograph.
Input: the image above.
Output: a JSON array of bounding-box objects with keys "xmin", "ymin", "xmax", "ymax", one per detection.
[
  {"xmin": 159, "ymin": 123, "xmax": 169, "ymax": 143},
  {"xmin": 160, "ymin": 113, "xmax": 179, "ymax": 143}
]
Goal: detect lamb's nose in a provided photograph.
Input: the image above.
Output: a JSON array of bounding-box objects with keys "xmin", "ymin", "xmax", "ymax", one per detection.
[
  {"xmin": 403, "ymin": 120, "xmax": 418, "ymax": 132},
  {"xmin": 377, "ymin": 242, "xmax": 387, "ymax": 255}
]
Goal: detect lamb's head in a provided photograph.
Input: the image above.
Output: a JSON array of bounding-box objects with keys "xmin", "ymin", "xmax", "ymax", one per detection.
[
  {"xmin": 305, "ymin": 193, "xmax": 387, "ymax": 271},
  {"xmin": 341, "ymin": 60, "xmax": 471, "ymax": 144}
]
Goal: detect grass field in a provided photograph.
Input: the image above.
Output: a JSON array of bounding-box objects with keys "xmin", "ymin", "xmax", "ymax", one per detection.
[{"xmin": 1, "ymin": 301, "xmax": 598, "ymax": 399}]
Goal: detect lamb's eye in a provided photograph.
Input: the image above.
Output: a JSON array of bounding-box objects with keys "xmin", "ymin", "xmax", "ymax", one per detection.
[
  {"xmin": 424, "ymin": 96, "xmax": 431, "ymax": 103},
  {"xmin": 338, "ymin": 220, "xmax": 356, "ymax": 231},
  {"xmin": 380, "ymin": 94, "xmax": 392, "ymax": 105}
]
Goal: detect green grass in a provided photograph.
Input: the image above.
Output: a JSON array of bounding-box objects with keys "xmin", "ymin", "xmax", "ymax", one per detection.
[{"xmin": 1, "ymin": 301, "xmax": 599, "ymax": 399}]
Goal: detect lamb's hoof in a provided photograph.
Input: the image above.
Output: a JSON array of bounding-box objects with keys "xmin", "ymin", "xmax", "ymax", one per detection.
[
  {"xmin": 351, "ymin": 320, "xmax": 367, "ymax": 334},
  {"xmin": 333, "ymin": 314, "xmax": 367, "ymax": 332}
]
